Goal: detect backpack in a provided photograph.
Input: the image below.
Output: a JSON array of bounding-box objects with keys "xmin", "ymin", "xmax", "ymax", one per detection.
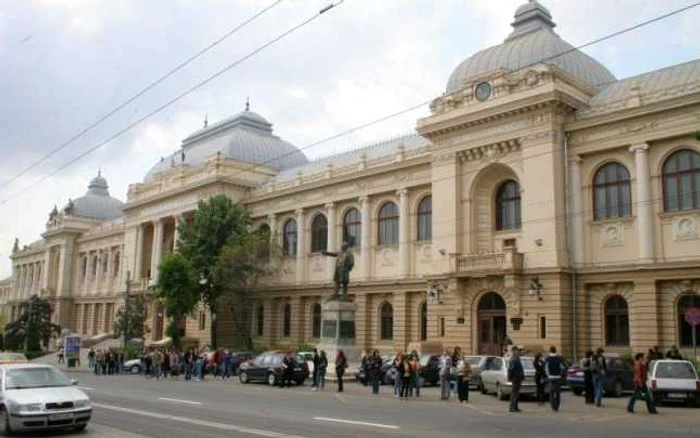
[{"xmin": 590, "ymin": 356, "xmax": 603, "ymax": 373}]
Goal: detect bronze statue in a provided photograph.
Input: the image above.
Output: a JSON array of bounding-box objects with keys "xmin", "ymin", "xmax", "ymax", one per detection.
[{"xmin": 322, "ymin": 242, "xmax": 354, "ymax": 300}]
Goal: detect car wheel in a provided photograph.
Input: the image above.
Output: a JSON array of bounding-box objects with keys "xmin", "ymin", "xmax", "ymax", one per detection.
[
  {"xmin": 267, "ymin": 373, "xmax": 277, "ymax": 386},
  {"xmin": 239, "ymin": 371, "xmax": 249, "ymax": 384},
  {"xmin": 573, "ymin": 388, "xmax": 583, "ymax": 396},
  {"xmin": 130, "ymin": 365, "xmax": 140, "ymax": 374},
  {"xmin": 296, "ymin": 379, "xmax": 305, "ymax": 386},
  {"xmin": 478, "ymin": 380, "xmax": 487, "ymax": 394},
  {"xmin": 0, "ymin": 407, "xmax": 13, "ymax": 437},
  {"xmin": 496, "ymin": 383, "xmax": 508, "ymax": 401},
  {"xmin": 73, "ymin": 424, "xmax": 87, "ymax": 432},
  {"xmin": 612, "ymin": 380, "xmax": 623, "ymax": 398}
]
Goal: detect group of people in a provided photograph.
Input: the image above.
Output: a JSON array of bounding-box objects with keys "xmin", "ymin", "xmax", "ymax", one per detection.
[
  {"xmin": 140, "ymin": 347, "xmax": 237, "ymax": 381},
  {"xmin": 87, "ymin": 348, "xmax": 125, "ymax": 375}
]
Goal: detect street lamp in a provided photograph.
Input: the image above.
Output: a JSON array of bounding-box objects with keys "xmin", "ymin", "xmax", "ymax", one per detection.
[{"xmin": 528, "ymin": 276, "xmax": 543, "ymax": 301}]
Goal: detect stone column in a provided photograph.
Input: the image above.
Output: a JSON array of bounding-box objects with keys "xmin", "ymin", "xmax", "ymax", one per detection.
[
  {"xmin": 95, "ymin": 250, "xmax": 104, "ymax": 295},
  {"xmin": 630, "ymin": 143, "xmax": 654, "ymax": 264},
  {"xmin": 268, "ymin": 213, "xmax": 278, "ymax": 244},
  {"xmin": 41, "ymin": 250, "xmax": 50, "ymax": 290},
  {"xmin": 290, "ymin": 296, "xmax": 303, "ymax": 345},
  {"xmin": 56, "ymin": 239, "xmax": 75, "ymax": 328},
  {"xmin": 151, "ymin": 219, "xmax": 165, "ymax": 280},
  {"xmin": 326, "ymin": 202, "xmax": 336, "ymax": 273},
  {"xmin": 359, "ymin": 196, "xmax": 371, "ymax": 280},
  {"xmin": 134, "ymin": 224, "xmax": 144, "ymax": 280},
  {"xmin": 173, "ymin": 215, "xmax": 181, "ymax": 252},
  {"xmin": 398, "ymin": 188, "xmax": 410, "ymax": 278},
  {"xmin": 295, "ymin": 209, "xmax": 305, "ymax": 284},
  {"xmin": 570, "ymin": 156, "xmax": 584, "ymax": 266}
]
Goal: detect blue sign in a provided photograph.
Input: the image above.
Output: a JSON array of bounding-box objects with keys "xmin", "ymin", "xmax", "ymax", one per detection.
[{"xmin": 64, "ymin": 336, "xmax": 81, "ymax": 359}]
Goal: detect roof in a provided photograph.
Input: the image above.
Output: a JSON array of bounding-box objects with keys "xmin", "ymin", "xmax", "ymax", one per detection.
[
  {"xmin": 66, "ymin": 172, "xmax": 124, "ymax": 221},
  {"xmin": 446, "ymin": 1, "xmax": 616, "ymax": 94}
]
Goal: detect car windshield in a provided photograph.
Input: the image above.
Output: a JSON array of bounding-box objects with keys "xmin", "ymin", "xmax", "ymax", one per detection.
[
  {"xmin": 5, "ymin": 367, "xmax": 71, "ymax": 390},
  {"xmin": 466, "ymin": 357, "xmax": 482, "ymax": 366},
  {"xmin": 655, "ymin": 362, "xmax": 697, "ymax": 379}
]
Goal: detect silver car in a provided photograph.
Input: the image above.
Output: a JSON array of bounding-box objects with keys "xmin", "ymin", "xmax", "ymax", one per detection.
[
  {"xmin": 480, "ymin": 356, "xmax": 536, "ymax": 400},
  {"xmin": 0, "ymin": 363, "xmax": 92, "ymax": 434}
]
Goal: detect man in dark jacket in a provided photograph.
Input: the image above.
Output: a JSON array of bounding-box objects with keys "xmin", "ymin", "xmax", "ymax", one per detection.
[
  {"xmin": 282, "ymin": 353, "xmax": 295, "ymax": 388},
  {"xmin": 544, "ymin": 345, "xmax": 564, "ymax": 412},
  {"xmin": 312, "ymin": 349, "xmax": 320, "ymax": 389},
  {"xmin": 369, "ymin": 350, "xmax": 383, "ymax": 395},
  {"xmin": 507, "ymin": 347, "xmax": 524, "ymax": 413}
]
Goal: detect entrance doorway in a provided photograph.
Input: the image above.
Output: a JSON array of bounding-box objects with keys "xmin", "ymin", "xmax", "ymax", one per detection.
[{"xmin": 477, "ymin": 292, "xmax": 507, "ymax": 355}]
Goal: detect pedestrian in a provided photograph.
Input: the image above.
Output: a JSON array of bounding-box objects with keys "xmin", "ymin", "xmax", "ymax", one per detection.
[
  {"xmin": 399, "ymin": 355, "xmax": 411, "ymax": 398},
  {"xmin": 144, "ymin": 351, "xmax": 153, "ymax": 378},
  {"xmin": 184, "ymin": 350, "xmax": 193, "ymax": 382},
  {"xmin": 88, "ymin": 348, "xmax": 95, "ymax": 369},
  {"xmin": 439, "ymin": 349, "xmax": 452, "ymax": 400},
  {"xmin": 311, "ymin": 349, "xmax": 320, "ymax": 390},
  {"xmin": 650, "ymin": 346, "xmax": 664, "ymax": 361},
  {"xmin": 533, "ymin": 353, "xmax": 545, "ymax": 406},
  {"xmin": 627, "ymin": 353, "xmax": 658, "ymax": 414},
  {"xmin": 456, "ymin": 355, "xmax": 471, "ymax": 403},
  {"xmin": 281, "ymin": 351, "xmax": 295, "ymax": 387},
  {"xmin": 392, "ymin": 352, "xmax": 404, "ymax": 397},
  {"xmin": 154, "ymin": 350, "xmax": 163, "ymax": 379},
  {"xmin": 409, "ymin": 351, "xmax": 421, "ymax": 397},
  {"xmin": 581, "ymin": 350, "xmax": 594, "ymax": 405},
  {"xmin": 170, "ymin": 350, "xmax": 180, "ymax": 380},
  {"xmin": 359, "ymin": 352, "xmax": 369, "ymax": 386},
  {"xmin": 223, "ymin": 349, "xmax": 232, "ymax": 379},
  {"xmin": 544, "ymin": 346, "xmax": 564, "ymax": 412},
  {"xmin": 507, "ymin": 346, "xmax": 524, "ymax": 413},
  {"xmin": 591, "ymin": 347, "xmax": 607, "ymax": 407},
  {"xmin": 666, "ymin": 345, "xmax": 683, "ymax": 360},
  {"xmin": 314, "ymin": 350, "xmax": 328, "ymax": 390},
  {"xmin": 57, "ymin": 347, "xmax": 65, "ymax": 365},
  {"xmin": 369, "ymin": 350, "xmax": 382, "ymax": 395},
  {"xmin": 451, "ymin": 347, "xmax": 462, "ymax": 397},
  {"xmin": 335, "ymin": 350, "xmax": 347, "ymax": 393}
]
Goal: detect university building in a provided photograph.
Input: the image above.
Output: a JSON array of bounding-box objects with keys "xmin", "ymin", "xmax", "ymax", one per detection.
[{"xmin": 5, "ymin": 1, "xmax": 700, "ymax": 358}]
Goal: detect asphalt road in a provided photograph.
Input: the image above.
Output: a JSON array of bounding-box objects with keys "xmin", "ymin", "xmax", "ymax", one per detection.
[{"xmin": 35, "ymin": 370, "xmax": 700, "ymax": 438}]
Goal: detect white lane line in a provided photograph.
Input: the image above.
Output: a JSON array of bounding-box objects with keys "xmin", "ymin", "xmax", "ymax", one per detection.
[
  {"xmin": 313, "ymin": 416, "xmax": 399, "ymax": 430},
  {"xmin": 78, "ymin": 386, "xmax": 95, "ymax": 391},
  {"xmin": 157, "ymin": 397, "xmax": 202, "ymax": 405},
  {"xmin": 462, "ymin": 403, "xmax": 493, "ymax": 416},
  {"xmin": 94, "ymin": 403, "xmax": 307, "ymax": 438}
]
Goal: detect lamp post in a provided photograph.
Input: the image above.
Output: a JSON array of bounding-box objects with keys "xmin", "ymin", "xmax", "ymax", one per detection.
[
  {"xmin": 528, "ymin": 276, "xmax": 543, "ymax": 301},
  {"xmin": 121, "ymin": 271, "xmax": 131, "ymax": 351}
]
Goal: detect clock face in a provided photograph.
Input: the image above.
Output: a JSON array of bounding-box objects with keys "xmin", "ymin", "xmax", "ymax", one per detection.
[{"xmin": 475, "ymin": 82, "xmax": 491, "ymax": 102}]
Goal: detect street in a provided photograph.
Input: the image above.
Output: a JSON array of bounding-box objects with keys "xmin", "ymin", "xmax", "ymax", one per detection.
[{"xmin": 23, "ymin": 370, "xmax": 699, "ymax": 438}]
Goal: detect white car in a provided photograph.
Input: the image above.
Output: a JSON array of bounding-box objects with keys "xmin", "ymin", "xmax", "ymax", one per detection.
[
  {"xmin": 480, "ymin": 356, "xmax": 537, "ymax": 400},
  {"xmin": 648, "ymin": 359, "xmax": 700, "ymax": 405},
  {"xmin": 297, "ymin": 352, "xmax": 315, "ymax": 376},
  {"xmin": 0, "ymin": 363, "xmax": 91, "ymax": 435}
]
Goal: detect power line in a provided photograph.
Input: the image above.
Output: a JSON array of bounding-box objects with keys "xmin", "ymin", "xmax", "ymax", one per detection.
[
  {"xmin": 0, "ymin": 0, "xmax": 285, "ymax": 191},
  {"xmin": 0, "ymin": 1, "xmax": 345, "ymax": 207}
]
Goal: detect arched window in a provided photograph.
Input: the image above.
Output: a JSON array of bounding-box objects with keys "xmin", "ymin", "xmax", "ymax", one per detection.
[
  {"xmin": 283, "ymin": 219, "xmax": 298, "ymax": 256},
  {"xmin": 342, "ymin": 208, "xmax": 361, "ymax": 248},
  {"xmin": 378, "ymin": 202, "xmax": 399, "ymax": 245},
  {"xmin": 420, "ymin": 301, "xmax": 427, "ymax": 341},
  {"xmin": 678, "ymin": 294, "xmax": 700, "ymax": 348},
  {"xmin": 417, "ymin": 196, "xmax": 432, "ymax": 241},
  {"xmin": 113, "ymin": 253, "xmax": 120, "ymax": 277},
  {"xmin": 605, "ymin": 295, "xmax": 629, "ymax": 346},
  {"xmin": 312, "ymin": 303, "xmax": 322, "ymax": 338},
  {"xmin": 663, "ymin": 149, "xmax": 700, "ymax": 212},
  {"xmin": 283, "ymin": 303, "xmax": 291, "ymax": 337},
  {"xmin": 380, "ymin": 302, "xmax": 393, "ymax": 340},
  {"xmin": 496, "ymin": 180, "xmax": 521, "ymax": 231},
  {"xmin": 311, "ymin": 214, "xmax": 328, "ymax": 253},
  {"xmin": 593, "ymin": 162, "xmax": 632, "ymax": 220},
  {"xmin": 256, "ymin": 306, "xmax": 264, "ymax": 336}
]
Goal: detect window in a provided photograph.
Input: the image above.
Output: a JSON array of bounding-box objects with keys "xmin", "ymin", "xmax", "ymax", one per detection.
[
  {"xmin": 92, "ymin": 256, "xmax": 98, "ymax": 277},
  {"xmin": 439, "ymin": 317, "xmax": 445, "ymax": 338},
  {"xmin": 420, "ymin": 301, "xmax": 427, "ymax": 341},
  {"xmin": 256, "ymin": 306, "xmax": 264, "ymax": 336},
  {"xmin": 283, "ymin": 219, "xmax": 298, "ymax": 256},
  {"xmin": 378, "ymin": 202, "xmax": 399, "ymax": 245},
  {"xmin": 310, "ymin": 214, "xmax": 328, "ymax": 253},
  {"xmin": 380, "ymin": 302, "xmax": 393, "ymax": 340},
  {"xmin": 678, "ymin": 294, "xmax": 700, "ymax": 348},
  {"xmin": 113, "ymin": 253, "xmax": 120, "ymax": 277},
  {"xmin": 82, "ymin": 258, "xmax": 87, "ymax": 279},
  {"xmin": 342, "ymin": 208, "xmax": 361, "ymax": 248},
  {"xmin": 259, "ymin": 223, "xmax": 271, "ymax": 235},
  {"xmin": 593, "ymin": 162, "xmax": 631, "ymax": 220},
  {"xmin": 605, "ymin": 295, "xmax": 629, "ymax": 346},
  {"xmin": 663, "ymin": 149, "xmax": 700, "ymax": 212},
  {"xmin": 496, "ymin": 180, "xmax": 521, "ymax": 230},
  {"xmin": 312, "ymin": 303, "xmax": 322, "ymax": 338},
  {"xmin": 283, "ymin": 304, "xmax": 291, "ymax": 337},
  {"xmin": 538, "ymin": 316, "xmax": 547, "ymax": 339},
  {"xmin": 198, "ymin": 311, "xmax": 206, "ymax": 331},
  {"xmin": 417, "ymin": 196, "xmax": 432, "ymax": 241}
]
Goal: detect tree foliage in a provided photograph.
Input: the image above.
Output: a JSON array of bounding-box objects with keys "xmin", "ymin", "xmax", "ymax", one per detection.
[
  {"xmin": 4, "ymin": 295, "xmax": 61, "ymax": 352},
  {"xmin": 157, "ymin": 253, "xmax": 198, "ymax": 350},
  {"xmin": 113, "ymin": 293, "xmax": 149, "ymax": 342}
]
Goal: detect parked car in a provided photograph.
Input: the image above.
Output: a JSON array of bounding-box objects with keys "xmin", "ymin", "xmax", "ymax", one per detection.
[
  {"xmin": 480, "ymin": 355, "xmax": 536, "ymax": 400},
  {"xmin": 566, "ymin": 356, "xmax": 634, "ymax": 397},
  {"xmin": 230, "ymin": 352, "xmax": 256, "ymax": 375},
  {"xmin": 465, "ymin": 355, "xmax": 497, "ymax": 390},
  {"xmin": 648, "ymin": 359, "xmax": 700, "ymax": 405},
  {"xmin": 123, "ymin": 358, "xmax": 142, "ymax": 374},
  {"xmin": 355, "ymin": 356, "xmax": 393, "ymax": 385},
  {"xmin": 238, "ymin": 352, "xmax": 309, "ymax": 386},
  {"xmin": 297, "ymin": 351, "xmax": 315, "ymax": 376}
]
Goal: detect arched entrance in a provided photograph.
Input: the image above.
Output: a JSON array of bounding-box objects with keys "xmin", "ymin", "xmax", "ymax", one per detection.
[{"xmin": 477, "ymin": 292, "xmax": 507, "ymax": 355}]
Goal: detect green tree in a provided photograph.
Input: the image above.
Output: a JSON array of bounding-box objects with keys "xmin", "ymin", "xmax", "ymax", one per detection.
[
  {"xmin": 4, "ymin": 295, "xmax": 61, "ymax": 352},
  {"xmin": 178, "ymin": 195, "xmax": 252, "ymax": 348},
  {"xmin": 218, "ymin": 227, "xmax": 282, "ymax": 349},
  {"xmin": 157, "ymin": 253, "xmax": 198, "ymax": 350},
  {"xmin": 113, "ymin": 293, "xmax": 149, "ymax": 342}
]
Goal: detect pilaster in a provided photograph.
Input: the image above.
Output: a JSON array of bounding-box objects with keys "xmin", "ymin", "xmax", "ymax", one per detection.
[
  {"xmin": 134, "ymin": 224, "xmax": 144, "ymax": 280},
  {"xmin": 570, "ymin": 155, "xmax": 584, "ymax": 265},
  {"xmin": 359, "ymin": 196, "xmax": 371, "ymax": 280},
  {"xmin": 630, "ymin": 279, "xmax": 660, "ymax": 352},
  {"xmin": 630, "ymin": 143, "xmax": 654, "ymax": 264},
  {"xmin": 398, "ymin": 188, "xmax": 410, "ymax": 278},
  {"xmin": 295, "ymin": 209, "xmax": 305, "ymax": 285},
  {"xmin": 151, "ymin": 219, "xmax": 165, "ymax": 281}
]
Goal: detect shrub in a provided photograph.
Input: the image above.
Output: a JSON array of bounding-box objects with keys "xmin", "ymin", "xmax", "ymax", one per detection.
[{"xmin": 23, "ymin": 351, "xmax": 45, "ymax": 360}]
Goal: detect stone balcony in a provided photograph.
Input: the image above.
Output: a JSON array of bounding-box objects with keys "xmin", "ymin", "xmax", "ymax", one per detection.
[{"xmin": 451, "ymin": 250, "xmax": 523, "ymax": 276}]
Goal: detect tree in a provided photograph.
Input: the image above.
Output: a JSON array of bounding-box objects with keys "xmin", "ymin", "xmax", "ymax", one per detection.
[
  {"xmin": 4, "ymin": 295, "xmax": 61, "ymax": 352},
  {"xmin": 113, "ymin": 293, "xmax": 149, "ymax": 343},
  {"xmin": 157, "ymin": 253, "xmax": 198, "ymax": 350},
  {"xmin": 218, "ymin": 227, "xmax": 282, "ymax": 349},
  {"xmin": 177, "ymin": 195, "xmax": 252, "ymax": 348}
]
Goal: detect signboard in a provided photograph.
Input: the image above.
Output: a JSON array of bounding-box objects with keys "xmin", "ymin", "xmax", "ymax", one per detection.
[
  {"xmin": 64, "ymin": 335, "xmax": 81, "ymax": 360},
  {"xmin": 684, "ymin": 307, "xmax": 700, "ymax": 327}
]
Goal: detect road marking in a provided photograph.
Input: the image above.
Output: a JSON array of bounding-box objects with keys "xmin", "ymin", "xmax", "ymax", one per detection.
[
  {"xmin": 157, "ymin": 397, "xmax": 202, "ymax": 405},
  {"xmin": 334, "ymin": 393, "xmax": 347, "ymax": 403},
  {"xmin": 78, "ymin": 386, "xmax": 95, "ymax": 391},
  {"xmin": 462, "ymin": 403, "xmax": 493, "ymax": 416},
  {"xmin": 94, "ymin": 403, "xmax": 307, "ymax": 438},
  {"xmin": 313, "ymin": 417, "xmax": 399, "ymax": 430}
]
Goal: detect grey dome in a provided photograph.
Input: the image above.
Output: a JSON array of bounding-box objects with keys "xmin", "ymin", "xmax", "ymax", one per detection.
[
  {"xmin": 145, "ymin": 107, "xmax": 308, "ymax": 182},
  {"xmin": 446, "ymin": 0, "xmax": 616, "ymax": 94},
  {"xmin": 66, "ymin": 172, "xmax": 124, "ymax": 220}
]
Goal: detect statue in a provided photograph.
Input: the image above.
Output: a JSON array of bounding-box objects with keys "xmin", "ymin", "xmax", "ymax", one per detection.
[
  {"xmin": 12, "ymin": 238, "xmax": 19, "ymax": 253},
  {"xmin": 48, "ymin": 205, "xmax": 59, "ymax": 226},
  {"xmin": 322, "ymin": 242, "xmax": 354, "ymax": 301},
  {"xmin": 63, "ymin": 199, "xmax": 74, "ymax": 215}
]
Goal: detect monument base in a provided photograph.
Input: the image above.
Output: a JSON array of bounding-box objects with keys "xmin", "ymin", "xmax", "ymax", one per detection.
[{"xmin": 316, "ymin": 299, "xmax": 359, "ymax": 362}]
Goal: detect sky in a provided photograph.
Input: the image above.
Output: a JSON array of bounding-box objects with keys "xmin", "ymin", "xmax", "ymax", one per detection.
[{"xmin": 0, "ymin": 0, "xmax": 698, "ymax": 278}]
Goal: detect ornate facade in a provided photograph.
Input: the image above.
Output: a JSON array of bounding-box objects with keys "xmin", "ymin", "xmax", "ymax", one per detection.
[{"xmin": 5, "ymin": 1, "xmax": 700, "ymax": 358}]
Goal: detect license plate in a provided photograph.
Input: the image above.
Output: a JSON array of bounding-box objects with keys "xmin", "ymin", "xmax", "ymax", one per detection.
[
  {"xmin": 49, "ymin": 413, "xmax": 74, "ymax": 421},
  {"xmin": 668, "ymin": 393, "xmax": 686, "ymax": 399}
]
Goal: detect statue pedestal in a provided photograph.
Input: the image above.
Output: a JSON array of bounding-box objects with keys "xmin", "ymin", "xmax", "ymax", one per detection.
[{"xmin": 316, "ymin": 299, "xmax": 358, "ymax": 362}]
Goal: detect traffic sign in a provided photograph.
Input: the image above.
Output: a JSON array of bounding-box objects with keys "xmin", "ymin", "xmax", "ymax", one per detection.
[{"xmin": 684, "ymin": 307, "xmax": 700, "ymax": 327}]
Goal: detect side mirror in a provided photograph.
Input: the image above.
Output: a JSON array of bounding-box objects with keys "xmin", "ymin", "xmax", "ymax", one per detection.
[{"xmin": 70, "ymin": 379, "xmax": 79, "ymax": 386}]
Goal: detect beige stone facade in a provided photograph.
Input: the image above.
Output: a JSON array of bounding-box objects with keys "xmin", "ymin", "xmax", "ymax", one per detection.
[{"xmin": 5, "ymin": 1, "xmax": 700, "ymax": 359}]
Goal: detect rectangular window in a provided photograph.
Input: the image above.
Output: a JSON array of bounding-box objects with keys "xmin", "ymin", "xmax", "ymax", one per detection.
[
  {"xmin": 439, "ymin": 317, "xmax": 445, "ymax": 338},
  {"xmin": 198, "ymin": 312, "xmax": 206, "ymax": 331},
  {"xmin": 538, "ymin": 316, "xmax": 547, "ymax": 339}
]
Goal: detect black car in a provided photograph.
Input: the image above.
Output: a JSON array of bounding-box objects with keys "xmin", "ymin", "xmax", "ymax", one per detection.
[
  {"xmin": 355, "ymin": 356, "xmax": 393, "ymax": 385},
  {"xmin": 566, "ymin": 356, "xmax": 634, "ymax": 397},
  {"xmin": 382, "ymin": 354, "xmax": 441, "ymax": 387},
  {"xmin": 230, "ymin": 352, "xmax": 256, "ymax": 375},
  {"xmin": 238, "ymin": 352, "xmax": 309, "ymax": 386}
]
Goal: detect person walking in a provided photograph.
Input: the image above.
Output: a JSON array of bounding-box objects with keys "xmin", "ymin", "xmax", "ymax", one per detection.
[
  {"xmin": 409, "ymin": 351, "xmax": 421, "ymax": 398},
  {"xmin": 533, "ymin": 353, "xmax": 545, "ymax": 406},
  {"xmin": 87, "ymin": 348, "xmax": 95, "ymax": 369},
  {"xmin": 456, "ymin": 355, "xmax": 471, "ymax": 403},
  {"xmin": 57, "ymin": 347, "xmax": 65, "ymax": 365},
  {"xmin": 591, "ymin": 348, "xmax": 607, "ymax": 407},
  {"xmin": 392, "ymin": 352, "xmax": 404, "ymax": 397},
  {"xmin": 317, "ymin": 350, "xmax": 328, "ymax": 390},
  {"xmin": 439, "ymin": 349, "xmax": 453, "ymax": 400},
  {"xmin": 627, "ymin": 353, "xmax": 658, "ymax": 414},
  {"xmin": 369, "ymin": 350, "xmax": 382, "ymax": 395},
  {"xmin": 507, "ymin": 347, "xmax": 524, "ymax": 413},
  {"xmin": 581, "ymin": 350, "xmax": 594, "ymax": 404},
  {"xmin": 544, "ymin": 346, "xmax": 564, "ymax": 412},
  {"xmin": 311, "ymin": 349, "xmax": 320, "ymax": 390},
  {"xmin": 399, "ymin": 355, "xmax": 412, "ymax": 398},
  {"xmin": 183, "ymin": 350, "xmax": 193, "ymax": 382},
  {"xmin": 335, "ymin": 350, "xmax": 347, "ymax": 393}
]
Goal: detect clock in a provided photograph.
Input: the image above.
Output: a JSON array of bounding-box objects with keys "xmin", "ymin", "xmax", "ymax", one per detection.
[{"xmin": 474, "ymin": 82, "xmax": 492, "ymax": 102}]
